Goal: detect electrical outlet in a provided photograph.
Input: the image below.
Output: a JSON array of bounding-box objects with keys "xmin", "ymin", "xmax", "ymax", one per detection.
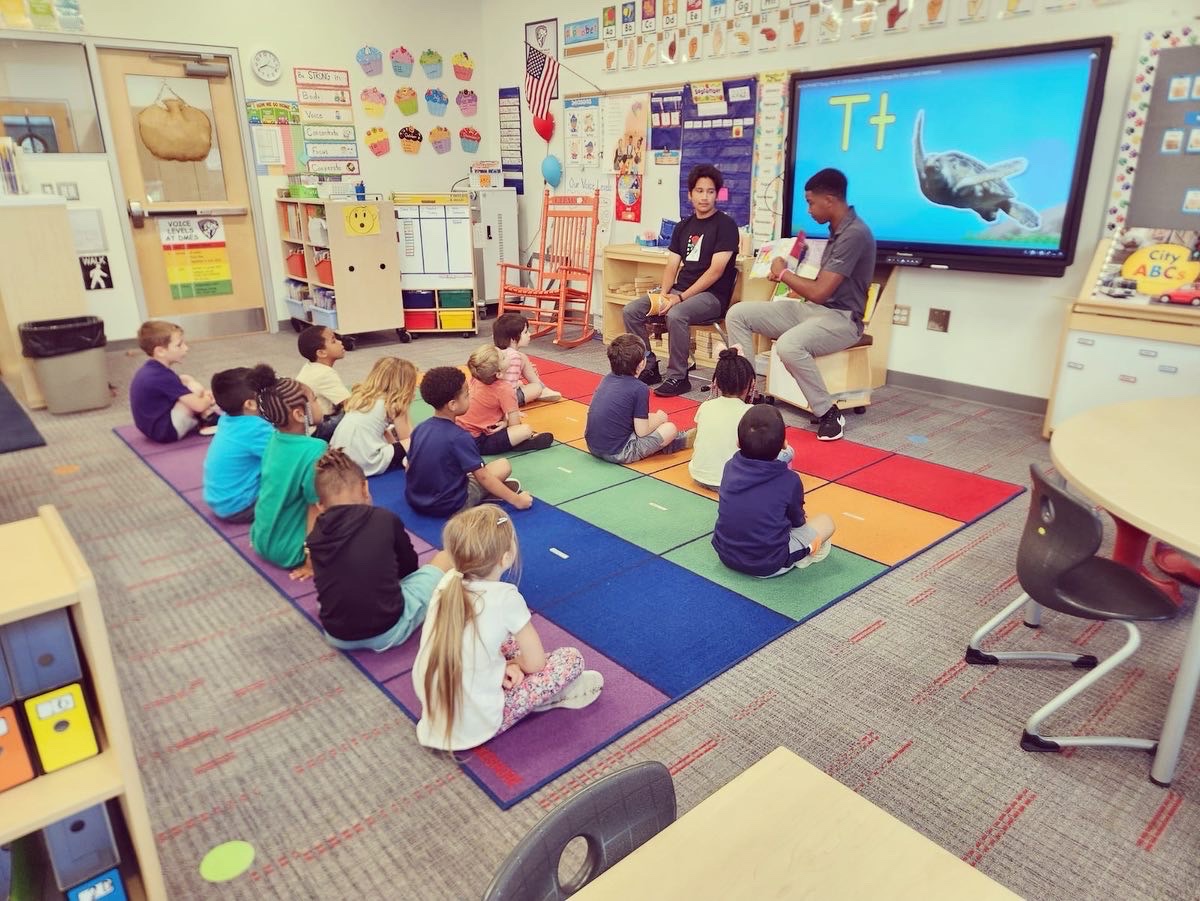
[
  {"xmin": 927, "ymin": 308, "xmax": 951, "ymax": 333},
  {"xmin": 892, "ymin": 304, "xmax": 910, "ymax": 326}
]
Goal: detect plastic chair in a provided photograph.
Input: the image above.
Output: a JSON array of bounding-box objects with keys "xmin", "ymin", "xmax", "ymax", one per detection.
[
  {"xmin": 482, "ymin": 761, "xmax": 676, "ymax": 900},
  {"xmin": 498, "ymin": 189, "xmax": 601, "ymax": 348},
  {"xmin": 965, "ymin": 465, "xmax": 1179, "ymax": 754}
]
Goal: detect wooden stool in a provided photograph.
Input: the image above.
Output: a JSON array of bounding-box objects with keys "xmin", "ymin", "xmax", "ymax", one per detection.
[{"xmin": 765, "ymin": 333, "xmax": 874, "ymax": 415}]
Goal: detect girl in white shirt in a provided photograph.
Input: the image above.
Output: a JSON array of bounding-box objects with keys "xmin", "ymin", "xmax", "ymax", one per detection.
[
  {"xmin": 331, "ymin": 357, "xmax": 416, "ymax": 476},
  {"xmin": 412, "ymin": 505, "xmax": 603, "ymax": 751}
]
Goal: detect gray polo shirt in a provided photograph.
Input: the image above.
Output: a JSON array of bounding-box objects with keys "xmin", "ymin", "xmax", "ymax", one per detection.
[{"xmin": 819, "ymin": 206, "xmax": 876, "ymax": 322}]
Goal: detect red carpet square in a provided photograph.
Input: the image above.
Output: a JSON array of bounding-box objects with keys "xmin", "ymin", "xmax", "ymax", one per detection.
[
  {"xmin": 784, "ymin": 426, "xmax": 892, "ymax": 481},
  {"xmin": 838, "ymin": 454, "xmax": 1024, "ymax": 521},
  {"xmin": 540, "ymin": 367, "xmax": 603, "ymax": 399},
  {"xmin": 526, "ymin": 354, "xmax": 572, "ymax": 376}
]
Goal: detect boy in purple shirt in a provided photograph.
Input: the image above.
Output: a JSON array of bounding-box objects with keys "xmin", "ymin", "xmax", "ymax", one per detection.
[{"xmin": 129, "ymin": 320, "xmax": 218, "ymax": 443}]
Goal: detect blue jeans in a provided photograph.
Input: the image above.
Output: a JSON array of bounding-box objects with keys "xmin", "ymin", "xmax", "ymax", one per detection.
[
  {"xmin": 623, "ymin": 291, "xmax": 725, "ymax": 381},
  {"xmin": 323, "ymin": 563, "xmax": 443, "ymax": 651}
]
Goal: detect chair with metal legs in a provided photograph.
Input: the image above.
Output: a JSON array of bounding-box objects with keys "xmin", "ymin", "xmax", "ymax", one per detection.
[{"xmin": 965, "ymin": 465, "xmax": 1179, "ymax": 754}]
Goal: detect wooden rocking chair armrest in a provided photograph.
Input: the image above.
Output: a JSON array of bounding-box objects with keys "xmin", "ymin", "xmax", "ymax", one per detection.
[{"xmin": 499, "ymin": 262, "xmax": 540, "ymax": 277}]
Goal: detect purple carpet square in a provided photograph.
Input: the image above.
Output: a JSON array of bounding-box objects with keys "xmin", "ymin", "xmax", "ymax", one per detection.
[
  {"xmin": 143, "ymin": 442, "xmax": 209, "ymax": 492},
  {"xmin": 347, "ymin": 631, "xmax": 421, "ymax": 683},
  {"xmin": 181, "ymin": 488, "xmax": 251, "ymax": 539},
  {"xmin": 229, "ymin": 532, "xmax": 318, "ymax": 601},
  {"xmin": 381, "ymin": 615, "xmax": 670, "ymax": 808},
  {"xmin": 409, "ymin": 530, "xmax": 433, "ymax": 554},
  {"xmin": 113, "ymin": 423, "xmax": 208, "ymax": 457},
  {"xmin": 292, "ymin": 592, "xmax": 321, "ymax": 624}
]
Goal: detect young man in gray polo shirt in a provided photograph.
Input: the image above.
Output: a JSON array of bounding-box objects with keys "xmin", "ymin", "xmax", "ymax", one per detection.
[{"xmin": 724, "ymin": 168, "xmax": 876, "ymax": 440}]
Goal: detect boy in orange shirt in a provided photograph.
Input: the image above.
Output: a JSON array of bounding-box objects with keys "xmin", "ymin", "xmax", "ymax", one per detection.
[{"xmin": 457, "ymin": 345, "xmax": 554, "ymax": 455}]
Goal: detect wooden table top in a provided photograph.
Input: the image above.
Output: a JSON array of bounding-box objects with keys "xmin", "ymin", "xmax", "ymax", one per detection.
[
  {"xmin": 1050, "ymin": 396, "xmax": 1200, "ymax": 557},
  {"xmin": 574, "ymin": 747, "xmax": 1020, "ymax": 900}
]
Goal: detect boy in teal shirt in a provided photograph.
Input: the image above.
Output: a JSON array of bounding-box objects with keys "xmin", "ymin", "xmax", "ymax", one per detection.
[{"xmin": 202, "ymin": 367, "xmax": 274, "ymax": 523}]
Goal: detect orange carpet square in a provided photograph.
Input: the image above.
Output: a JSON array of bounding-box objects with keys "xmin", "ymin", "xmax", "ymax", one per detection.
[
  {"xmin": 565, "ymin": 438, "xmax": 693, "ymax": 472},
  {"xmin": 652, "ymin": 462, "xmax": 828, "ymax": 499},
  {"xmin": 804, "ymin": 482, "xmax": 962, "ymax": 566},
  {"xmin": 522, "ymin": 400, "xmax": 589, "ymax": 443}
]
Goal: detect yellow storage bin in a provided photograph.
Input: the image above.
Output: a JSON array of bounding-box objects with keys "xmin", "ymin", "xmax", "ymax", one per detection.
[
  {"xmin": 438, "ymin": 310, "xmax": 475, "ymax": 331},
  {"xmin": 24, "ymin": 682, "xmax": 98, "ymax": 772}
]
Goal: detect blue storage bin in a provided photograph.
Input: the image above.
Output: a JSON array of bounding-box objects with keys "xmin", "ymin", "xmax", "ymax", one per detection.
[
  {"xmin": 308, "ymin": 306, "xmax": 338, "ymax": 329},
  {"xmin": 1, "ymin": 609, "xmax": 82, "ymax": 699},
  {"xmin": 285, "ymin": 298, "xmax": 306, "ymax": 321},
  {"xmin": 0, "ymin": 645, "xmax": 12, "ymax": 706},
  {"xmin": 402, "ymin": 289, "xmax": 436, "ymax": 309},
  {"xmin": 67, "ymin": 868, "xmax": 128, "ymax": 901},
  {"xmin": 42, "ymin": 804, "xmax": 120, "ymax": 891}
]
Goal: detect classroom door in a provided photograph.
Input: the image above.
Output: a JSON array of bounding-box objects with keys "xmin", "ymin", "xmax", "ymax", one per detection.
[{"xmin": 97, "ymin": 48, "xmax": 267, "ymax": 336}]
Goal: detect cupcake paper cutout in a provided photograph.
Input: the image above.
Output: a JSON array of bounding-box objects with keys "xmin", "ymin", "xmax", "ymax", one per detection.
[
  {"xmin": 360, "ymin": 87, "xmax": 387, "ymax": 119},
  {"xmin": 456, "ymin": 89, "xmax": 478, "ymax": 117},
  {"xmin": 425, "ymin": 88, "xmax": 449, "ymax": 117},
  {"xmin": 399, "ymin": 126, "xmax": 423, "ymax": 154},
  {"xmin": 356, "ymin": 45, "xmax": 383, "ymax": 76},
  {"xmin": 390, "ymin": 46, "xmax": 414, "ymax": 77},
  {"xmin": 365, "ymin": 126, "xmax": 390, "ymax": 157},
  {"xmin": 420, "ymin": 48, "xmax": 443, "ymax": 78},
  {"xmin": 459, "ymin": 126, "xmax": 481, "ymax": 154},
  {"xmin": 394, "ymin": 87, "xmax": 418, "ymax": 116},
  {"xmin": 430, "ymin": 126, "xmax": 451, "ymax": 154},
  {"xmin": 452, "ymin": 51, "xmax": 474, "ymax": 81}
]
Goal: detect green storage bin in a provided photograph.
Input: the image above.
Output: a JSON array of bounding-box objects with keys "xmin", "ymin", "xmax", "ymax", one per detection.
[{"xmin": 439, "ymin": 289, "xmax": 474, "ymax": 309}]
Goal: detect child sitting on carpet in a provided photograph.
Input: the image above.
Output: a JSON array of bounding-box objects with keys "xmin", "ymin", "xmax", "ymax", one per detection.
[
  {"xmin": 405, "ymin": 367, "xmax": 533, "ymax": 516},
  {"xmin": 411, "ymin": 504, "xmax": 603, "ymax": 750},
  {"xmin": 295, "ymin": 325, "xmax": 349, "ymax": 440},
  {"xmin": 202, "ymin": 367, "xmax": 274, "ymax": 523},
  {"xmin": 331, "ymin": 356, "xmax": 417, "ymax": 476},
  {"xmin": 688, "ymin": 349, "xmax": 792, "ymax": 490},
  {"xmin": 712, "ymin": 405, "xmax": 835, "ymax": 578},
  {"xmin": 491, "ymin": 312, "xmax": 562, "ymax": 405},
  {"xmin": 457, "ymin": 345, "xmax": 554, "ymax": 456},
  {"xmin": 129, "ymin": 319, "xmax": 219, "ymax": 443},
  {"xmin": 308, "ymin": 449, "xmax": 452, "ymax": 652},
  {"xmin": 584, "ymin": 334, "xmax": 695, "ymax": 464},
  {"xmin": 247, "ymin": 364, "xmax": 326, "ymax": 580}
]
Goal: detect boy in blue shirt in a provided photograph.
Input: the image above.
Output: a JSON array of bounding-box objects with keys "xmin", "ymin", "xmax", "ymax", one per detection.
[
  {"xmin": 712, "ymin": 405, "xmax": 835, "ymax": 577},
  {"xmin": 202, "ymin": 367, "xmax": 275, "ymax": 523},
  {"xmin": 405, "ymin": 367, "xmax": 533, "ymax": 517},
  {"xmin": 584, "ymin": 334, "xmax": 694, "ymax": 464},
  {"xmin": 129, "ymin": 319, "xmax": 218, "ymax": 442}
]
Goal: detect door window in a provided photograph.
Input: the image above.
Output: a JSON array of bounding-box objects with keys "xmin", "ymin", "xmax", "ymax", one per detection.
[{"xmin": 0, "ymin": 39, "xmax": 102, "ymax": 152}]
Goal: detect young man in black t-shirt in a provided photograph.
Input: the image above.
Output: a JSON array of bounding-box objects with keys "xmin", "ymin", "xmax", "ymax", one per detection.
[{"xmin": 622, "ymin": 163, "xmax": 740, "ymax": 397}]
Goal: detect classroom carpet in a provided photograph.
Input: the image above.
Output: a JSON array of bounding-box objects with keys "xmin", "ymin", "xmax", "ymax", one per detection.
[
  {"xmin": 114, "ymin": 356, "xmax": 1024, "ymax": 808},
  {"xmin": 0, "ymin": 380, "xmax": 46, "ymax": 454}
]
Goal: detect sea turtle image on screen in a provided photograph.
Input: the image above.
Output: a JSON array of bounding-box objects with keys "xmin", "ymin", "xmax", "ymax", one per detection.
[{"xmin": 912, "ymin": 109, "xmax": 1040, "ymax": 229}]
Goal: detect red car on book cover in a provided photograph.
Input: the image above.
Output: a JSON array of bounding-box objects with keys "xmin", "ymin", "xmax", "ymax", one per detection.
[{"xmin": 1157, "ymin": 283, "xmax": 1200, "ymax": 306}]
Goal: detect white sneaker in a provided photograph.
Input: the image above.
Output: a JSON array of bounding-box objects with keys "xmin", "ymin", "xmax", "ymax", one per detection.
[
  {"xmin": 795, "ymin": 537, "xmax": 832, "ymax": 569},
  {"xmin": 503, "ymin": 477, "xmax": 522, "ymax": 494},
  {"xmin": 198, "ymin": 425, "xmax": 218, "ymax": 437},
  {"xmin": 538, "ymin": 387, "xmax": 563, "ymax": 402},
  {"xmin": 533, "ymin": 670, "xmax": 604, "ymax": 712}
]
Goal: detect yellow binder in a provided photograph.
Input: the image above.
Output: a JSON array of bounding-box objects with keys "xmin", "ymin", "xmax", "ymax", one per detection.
[{"xmin": 23, "ymin": 683, "xmax": 98, "ymax": 772}]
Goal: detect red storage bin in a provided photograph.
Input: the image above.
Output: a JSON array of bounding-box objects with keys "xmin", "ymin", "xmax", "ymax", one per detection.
[
  {"xmin": 286, "ymin": 251, "xmax": 307, "ymax": 279},
  {"xmin": 406, "ymin": 311, "xmax": 437, "ymax": 330},
  {"xmin": 314, "ymin": 259, "xmax": 334, "ymax": 285}
]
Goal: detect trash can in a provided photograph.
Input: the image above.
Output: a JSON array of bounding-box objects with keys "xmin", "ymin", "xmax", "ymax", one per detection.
[{"xmin": 18, "ymin": 316, "xmax": 111, "ymax": 414}]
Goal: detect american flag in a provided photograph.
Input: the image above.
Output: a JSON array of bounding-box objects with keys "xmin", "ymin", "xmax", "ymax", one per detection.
[{"xmin": 524, "ymin": 44, "xmax": 559, "ymax": 120}]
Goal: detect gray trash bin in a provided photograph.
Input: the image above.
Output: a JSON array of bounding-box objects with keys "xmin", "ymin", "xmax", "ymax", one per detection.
[{"xmin": 18, "ymin": 316, "xmax": 111, "ymax": 414}]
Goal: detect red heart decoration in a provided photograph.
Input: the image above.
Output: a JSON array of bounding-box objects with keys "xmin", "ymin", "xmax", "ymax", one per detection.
[{"xmin": 533, "ymin": 113, "xmax": 555, "ymax": 142}]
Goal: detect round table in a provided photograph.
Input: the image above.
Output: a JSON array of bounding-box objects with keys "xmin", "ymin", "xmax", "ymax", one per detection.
[{"xmin": 1050, "ymin": 396, "xmax": 1200, "ymax": 786}]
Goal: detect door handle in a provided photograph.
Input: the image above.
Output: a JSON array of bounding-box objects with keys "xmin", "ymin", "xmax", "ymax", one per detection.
[
  {"xmin": 145, "ymin": 206, "xmax": 248, "ymax": 217},
  {"xmin": 128, "ymin": 200, "xmax": 145, "ymax": 228}
]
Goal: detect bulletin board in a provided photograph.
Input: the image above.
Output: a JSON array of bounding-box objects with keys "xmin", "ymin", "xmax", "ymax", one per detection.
[{"xmin": 679, "ymin": 77, "xmax": 757, "ymax": 227}]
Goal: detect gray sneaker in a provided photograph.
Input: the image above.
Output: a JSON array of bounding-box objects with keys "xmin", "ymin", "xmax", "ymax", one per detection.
[{"xmin": 533, "ymin": 670, "xmax": 604, "ymax": 712}]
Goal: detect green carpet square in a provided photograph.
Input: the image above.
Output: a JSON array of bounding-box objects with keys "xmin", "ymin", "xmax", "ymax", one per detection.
[
  {"xmin": 664, "ymin": 537, "xmax": 887, "ymax": 621},
  {"xmin": 509, "ymin": 444, "xmax": 642, "ymax": 504},
  {"xmin": 560, "ymin": 479, "xmax": 718, "ymax": 554}
]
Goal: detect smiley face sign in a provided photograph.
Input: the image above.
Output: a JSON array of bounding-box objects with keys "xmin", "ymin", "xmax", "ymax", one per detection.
[{"xmin": 343, "ymin": 204, "xmax": 380, "ymax": 236}]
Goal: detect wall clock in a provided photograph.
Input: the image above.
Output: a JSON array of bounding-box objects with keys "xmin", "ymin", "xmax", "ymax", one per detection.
[{"xmin": 252, "ymin": 49, "xmax": 282, "ymax": 84}]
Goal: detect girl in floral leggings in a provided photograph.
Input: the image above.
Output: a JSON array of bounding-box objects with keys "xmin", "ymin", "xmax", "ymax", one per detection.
[{"xmin": 412, "ymin": 504, "xmax": 604, "ymax": 751}]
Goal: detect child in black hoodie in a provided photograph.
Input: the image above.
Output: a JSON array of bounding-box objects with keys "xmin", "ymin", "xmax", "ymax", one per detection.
[{"xmin": 307, "ymin": 449, "xmax": 452, "ymax": 651}]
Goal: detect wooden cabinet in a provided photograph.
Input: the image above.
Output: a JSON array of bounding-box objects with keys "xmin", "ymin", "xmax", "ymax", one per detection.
[
  {"xmin": 0, "ymin": 507, "xmax": 164, "ymax": 899},
  {"xmin": 276, "ymin": 194, "xmax": 406, "ymax": 338},
  {"xmin": 393, "ymin": 193, "xmax": 478, "ymax": 337}
]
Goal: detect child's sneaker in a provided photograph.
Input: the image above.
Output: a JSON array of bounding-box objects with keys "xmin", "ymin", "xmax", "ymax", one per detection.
[
  {"xmin": 519, "ymin": 432, "xmax": 555, "ymax": 451},
  {"xmin": 503, "ymin": 477, "xmax": 522, "ymax": 494},
  {"xmin": 198, "ymin": 424, "xmax": 218, "ymax": 437},
  {"xmin": 533, "ymin": 670, "xmax": 604, "ymax": 712},
  {"xmin": 796, "ymin": 536, "xmax": 831, "ymax": 568},
  {"xmin": 666, "ymin": 427, "xmax": 697, "ymax": 454},
  {"xmin": 539, "ymin": 387, "xmax": 563, "ymax": 402}
]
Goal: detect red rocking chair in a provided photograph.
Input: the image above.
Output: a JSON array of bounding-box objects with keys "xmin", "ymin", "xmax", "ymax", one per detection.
[{"xmin": 498, "ymin": 189, "xmax": 600, "ymax": 348}]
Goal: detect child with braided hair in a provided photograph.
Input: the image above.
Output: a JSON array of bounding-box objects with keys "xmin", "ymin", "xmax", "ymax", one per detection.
[
  {"xmin": 247, "ymin": 364, "xmax": 326, "ymax": 579},
  {"xmin": 688, "ymin": 348, "xmax": 793, "ymax": 489},
  {"xmin": 307, "ymin": 449, "xmax": 452, "ymax": 651},
  {"xmin": 411, "ymin": 505, "xmax": 603, "ymax": 751}
]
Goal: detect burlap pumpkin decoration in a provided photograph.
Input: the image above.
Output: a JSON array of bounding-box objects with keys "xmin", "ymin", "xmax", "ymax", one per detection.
[{"xmin": 138, "ymin": 98, "xmax": 212, "ymax": 162}]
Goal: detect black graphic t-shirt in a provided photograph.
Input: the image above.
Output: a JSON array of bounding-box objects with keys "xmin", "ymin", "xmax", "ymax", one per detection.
[{"xmin": 668, "ymin": 210, "xmax": 740, "ymax": 310}]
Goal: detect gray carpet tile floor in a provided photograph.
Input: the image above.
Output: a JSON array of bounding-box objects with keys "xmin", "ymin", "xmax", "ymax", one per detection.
[{"xmin": 1, "ymin": 326, "xmax": 1196, "ymax": 899}]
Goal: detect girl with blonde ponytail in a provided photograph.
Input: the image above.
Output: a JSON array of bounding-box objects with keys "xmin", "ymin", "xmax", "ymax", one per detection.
[{"xmin": 412, "ymin": 505, "xmax": 603, "ymax": 750}]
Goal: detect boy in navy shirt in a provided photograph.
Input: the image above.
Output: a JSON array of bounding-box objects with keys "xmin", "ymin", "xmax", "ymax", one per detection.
[
  {"xmin": 405, "ymin": 367, "xmax": 533, "ymax": 517},
  {"xmin": 129, "ymin": 320, "xmax": 218, "ymax": 443},
  {"xmin": 712, "ymin": 405, "xmax": 835, "ymax": 577},
  {"xmin": 585, "ymin": 334, "xmax": 694, "ymax": 464}
]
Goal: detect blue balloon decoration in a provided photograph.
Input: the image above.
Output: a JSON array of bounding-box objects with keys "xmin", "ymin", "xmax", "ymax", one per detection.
[{"xmin": 541, "ymin": 154, "xmax": 562, "ymax": 188}]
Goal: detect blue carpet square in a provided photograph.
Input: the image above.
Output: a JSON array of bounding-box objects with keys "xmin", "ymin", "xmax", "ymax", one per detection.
[{"xmin": 541, "ymin": 557, "xmax": 792, "ymax": 695}]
